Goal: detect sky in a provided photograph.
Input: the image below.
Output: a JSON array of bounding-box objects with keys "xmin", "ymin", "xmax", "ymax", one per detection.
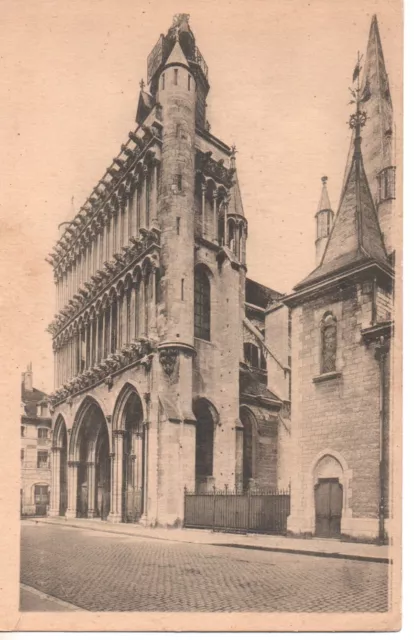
[{"xmin": 0, "ymin": 0, "xmax": 402, "ymax": 393}]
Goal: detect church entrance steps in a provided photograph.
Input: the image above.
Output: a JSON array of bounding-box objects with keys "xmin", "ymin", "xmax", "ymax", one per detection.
[{"xmin": 40, "ymin": 516, "xmax": 390, "ymax": 563}]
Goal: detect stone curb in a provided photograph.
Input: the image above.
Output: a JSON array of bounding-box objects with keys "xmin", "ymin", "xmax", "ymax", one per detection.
[{"xmin": 34, "ymin": 519, "xmax": 390, "ymax": 564}]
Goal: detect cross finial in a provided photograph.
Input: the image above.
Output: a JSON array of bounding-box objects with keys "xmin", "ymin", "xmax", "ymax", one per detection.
[
  {"xmin": 140, "ymin": 78, "xmax": 145, "ymax": 91},
  {"xmin": 230, "ymin": 144, "xmax": 237, "ymax": 156},
  {"xmin": 348, "ymin": 51, "xmax": 367, "ymax": 134}
]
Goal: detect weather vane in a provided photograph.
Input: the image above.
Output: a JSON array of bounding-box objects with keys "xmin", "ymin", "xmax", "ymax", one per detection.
[{"xmin": 348, "ymin": 51, "xmax": 368, "ymax": 131}]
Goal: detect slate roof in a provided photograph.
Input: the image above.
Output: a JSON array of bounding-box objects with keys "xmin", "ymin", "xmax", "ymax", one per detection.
[
  {"xmin": 295, "ymin": 128, "xmax": 388, "ymax": 290},
  {"xmin": 228, "ymin": 170, "xmax": 245, "ymax": 218},
  {"xmin": 245, "ymin": 278, "xmax": 283, "ymax": 309},
  {"xmin": 21, "ymin": 384, "xmax": 49, "ymax": 418}
]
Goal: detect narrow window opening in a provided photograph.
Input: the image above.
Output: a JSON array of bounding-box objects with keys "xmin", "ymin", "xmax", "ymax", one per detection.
[
  {"xmin": 161, "ymin": 73, "xmax": 165, "ymax": 90},
  {"xmin": 176, "ymin": 217, "xmax": 181, "ymax": 235},
  {"xmin": 174, "ymin": 69, "xmax": 178, "ymax": 85},
  {"xmin": 175, "ymin": 174, "xmax": 182, "ymax": 192},
  {"xmin": 188, "ymin": 74, "xmax": 191, "ymax": 90},
  {"xmin": 181, "ymin": 278, "xmax": 185, "ymax": 301}
]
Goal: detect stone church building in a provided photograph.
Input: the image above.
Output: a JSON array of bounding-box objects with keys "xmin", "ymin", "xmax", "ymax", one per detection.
[{"xmin": 47, "ymin": 14, "xmax": 395, "ymax": 541}]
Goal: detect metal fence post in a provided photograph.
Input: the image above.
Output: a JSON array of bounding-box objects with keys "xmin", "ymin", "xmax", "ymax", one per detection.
[
  {"xmin": 212, "ymin": 485, "xmax": 216, "ymax": 530},
  {"xmin": 247, "ymin": 487, "xmax": 251, "ymax": 532}
]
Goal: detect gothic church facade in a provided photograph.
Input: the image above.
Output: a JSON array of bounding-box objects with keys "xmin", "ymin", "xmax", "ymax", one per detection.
[
  {"xmin": 47, "ymin": 15, "xmax": 290, "ymax": 526},
  {"xmin": 47, "ymin": 13, "xmax": 396, "ymax": 541}
]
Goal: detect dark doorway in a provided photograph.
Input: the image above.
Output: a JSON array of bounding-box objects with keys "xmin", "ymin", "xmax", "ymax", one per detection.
[
  {"xmin": 122, "ymin": 392, "xmax": 144, "ymax": 523},
  {"xmin": 315, "ymin": 478, "xmax": 343, "ymax": 538},
  {"xmin": 96, "ymin": 427, "xmax": 111, "ymax": 520},
  {"xmin": 34, "ymin": 485, "xmax": 49, "ymax": 516},
  {"xmin": 194, "ymin": 399, "xmax": 215, "ymax": 492}
]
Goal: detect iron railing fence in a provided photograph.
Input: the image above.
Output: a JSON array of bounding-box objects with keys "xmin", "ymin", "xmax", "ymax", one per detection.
[{"xmin": 184, "ymin": 486, "xmax": 291, "ymax": 535}]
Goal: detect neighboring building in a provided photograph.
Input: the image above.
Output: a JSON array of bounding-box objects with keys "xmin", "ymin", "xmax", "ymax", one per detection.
[
  {"xmin": 46, "ymin": 14, "xmax": 291, "ymax": 526},
  {"xmin": 282, "ymin": 15, "xmax": 395, "ymax": 541},
  {"xmin": 21, "ymin": 364, "xmax": 52, "ymax": 516}
]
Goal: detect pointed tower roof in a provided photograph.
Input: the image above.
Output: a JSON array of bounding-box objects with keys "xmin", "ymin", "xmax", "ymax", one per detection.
[
  {"xmin": 296, "ymin": 107, "xmax": 388, "ymax": 290},
  {"xmin": 227, "ymin": 146, "xmax": 245, "ymax": 217},
  {"xmin": 316, "ymin": 176, "xmax": 332, "ymax": 213},
  {"xmin": 228, "ymin": 172, "xmax": 245, "ymax": 217},
  {"xmin": 341, "ymin": 15, "xmax": 394, "ymax": 199},
  {"xmin": 165, "ymin": 38, "xmax": 190, "ymax": 69},
  {"xmin": 135, "ymin": 80, "xmax": 155, "ymax": 125}
]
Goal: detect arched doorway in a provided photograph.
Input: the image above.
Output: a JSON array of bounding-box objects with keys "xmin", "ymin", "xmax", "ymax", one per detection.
[
  {"xmin": 193, "ymin": 398, "xmax": 216, "ymax": 493},
  {"xmin": 112, "ymin": 384, "xmax": 145, "ymax": 524},
  {"xmin": 122, "ymin": 392, "xmax": 144, "ymax": 523},
  {"xmin": 73, "ymin": 400, "xmax": 110, "ymax": 520},
  {"xmin": 314, "ymin": 454, "xmax": 344, "ymax": 538},
  {"xmin": 53, "ymin": 415, "xmax": 68, "ymax": 517}
]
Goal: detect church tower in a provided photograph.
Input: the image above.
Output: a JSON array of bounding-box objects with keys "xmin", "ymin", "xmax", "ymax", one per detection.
[{"xmin": 283, "ymin": 43, "xmax": 394, "ymax": 541}]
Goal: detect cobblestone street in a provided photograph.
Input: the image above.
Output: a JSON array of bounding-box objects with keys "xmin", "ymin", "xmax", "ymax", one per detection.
[{"xmin": 20, "ymin": 521, "xmax": 389, "ymax": 612}]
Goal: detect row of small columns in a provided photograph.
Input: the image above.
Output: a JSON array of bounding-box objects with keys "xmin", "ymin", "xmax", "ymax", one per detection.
[
  {"xmin": 50, "ymin": 424, "xmax": 150, "ymax": 523},
  {"xmin": 55, "ymin": 164, "xmax": 158, "ymax": 312},
  {"xmin": 54, "ymin": 270, "xmax": 157, "ymax": 389}
]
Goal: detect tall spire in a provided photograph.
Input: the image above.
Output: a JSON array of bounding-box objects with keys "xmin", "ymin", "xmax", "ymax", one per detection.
[
  {"xmin": 340, "ymin": 15, "xmax": 395, "ymax": 254},
  {"xmin": 295, "ymin": 52, "xmax": 388, "ymax": 290},
  {"xmin": 315, "ymin": 176, "xmax": 334, "ymax": 266}
]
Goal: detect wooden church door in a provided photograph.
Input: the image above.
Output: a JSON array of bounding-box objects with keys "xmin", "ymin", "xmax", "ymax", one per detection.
[{"xmin": 315, "ymin": 478, "xmax": 343, "ymax": 538}]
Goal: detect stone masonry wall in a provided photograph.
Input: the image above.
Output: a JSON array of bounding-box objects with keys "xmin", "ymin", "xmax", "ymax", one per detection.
[{"xmin": 290, "ymin": 281, "xmax": 382, "ymax": 525}]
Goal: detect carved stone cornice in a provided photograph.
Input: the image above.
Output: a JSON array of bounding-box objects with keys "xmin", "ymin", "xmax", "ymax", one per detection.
[
  {"xmin": 196, "ymin": 150, "xmax": 235, "ymax": 189},
  {"xmin": 49, "ymin": 338, "xmax": 156, "ymax": 408}
]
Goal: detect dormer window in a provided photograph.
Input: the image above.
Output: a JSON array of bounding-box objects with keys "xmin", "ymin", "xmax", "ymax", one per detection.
[{"xmin": 377, "ymin": 166, "xmax": 396, "ymax": 202}]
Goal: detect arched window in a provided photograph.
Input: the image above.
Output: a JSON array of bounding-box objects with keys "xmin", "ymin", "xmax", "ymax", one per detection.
[
  {"xmin": 228, "ymin": 219, "xmax": 236, "ymax": 253},
  {"xmin": 244, "ymin": 342, "xmax": 267, "ymax": 371},
  {"xmin": 321, "ymin": 312, "xmax": 337, "ymax": 373},
  {"xmin": 194, "ymin": 267, "xmax": 211, "ymax": 341}
]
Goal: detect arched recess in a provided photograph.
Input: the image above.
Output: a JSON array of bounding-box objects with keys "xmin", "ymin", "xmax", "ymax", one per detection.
[
  {"xmin": 53, "ymin": 414, "xmax": 68, "ymax": 516},
  {"xmin": 71, "ymin": 397, "xmax": 111, "ymax": 519},
  {"xmin": 194, "ymin": 263, "xmax": 212, "ymax": 342},
  {"xmin": 239, "ymin": 406, "xmax": 259, "ymax": 492},
  {"xmin": 193, "ymin": 397, "xmax": 219, "ymax": 492},
  {"xmin": 113, "ymin": 383, "xmax": 145, "ymax": 522},
  {"xmin": 310, "ymin": 450, "xmax": 352, "ymax": 538}
]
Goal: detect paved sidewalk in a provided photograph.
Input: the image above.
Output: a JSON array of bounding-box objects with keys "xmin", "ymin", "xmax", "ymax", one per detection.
[
  {"xmin": 20, "ymin": 583, "xmax": 84, "ymax": 611},
  {"xmin": 37, "ymin": 516, "xmax": 390, "ymax": 563}
]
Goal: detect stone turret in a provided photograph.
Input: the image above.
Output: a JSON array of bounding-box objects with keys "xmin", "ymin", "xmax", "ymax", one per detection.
[{"xmin": 315, "ymin": 176, "xmax": 334, "ymax": 266}]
